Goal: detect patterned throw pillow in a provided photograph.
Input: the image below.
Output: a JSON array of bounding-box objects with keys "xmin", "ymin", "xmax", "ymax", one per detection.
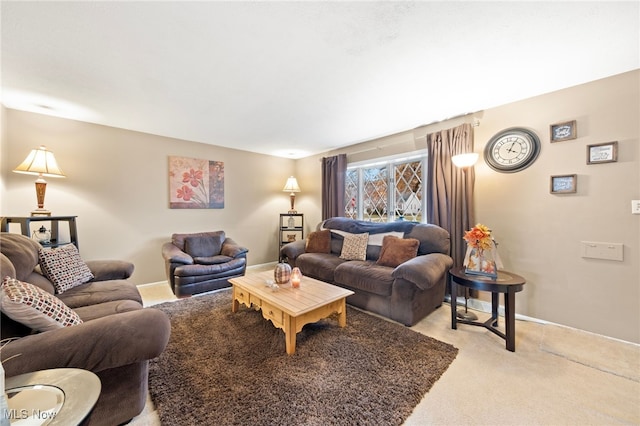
[
  {"xmin": 0, "ymin": 276, "xmax": 83, "ymax": 332},
  {"xmin": 38, "ymin": 244, "xmax": 94, "ymax": 293},
  {"xmin": 339, "ymin": 232, "xmax": 369, "ymax": 261}
]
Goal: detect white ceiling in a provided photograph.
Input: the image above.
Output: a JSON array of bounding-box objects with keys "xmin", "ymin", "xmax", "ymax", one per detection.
[{"xmin": 2, "ymin": 1, "xmax": 638, "ymax": 159}]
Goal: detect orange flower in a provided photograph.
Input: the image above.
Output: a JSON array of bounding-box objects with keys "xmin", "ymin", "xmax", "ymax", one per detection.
[
  {"xmin": 176, "ymin": 185, "xmax": 194, "ymax": 201},
  {"xmin": 182, "ymin": 168, "xmax": 204, "ymax": 187},
  {"xmin": 463, "ymin": 224, "xmax": 492, "ymax": 250}
]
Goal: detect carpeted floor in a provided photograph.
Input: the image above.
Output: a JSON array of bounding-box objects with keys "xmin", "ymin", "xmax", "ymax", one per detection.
[{"xmin": 148, "ymin": 289, "xmax": 458, "ymax": 426}]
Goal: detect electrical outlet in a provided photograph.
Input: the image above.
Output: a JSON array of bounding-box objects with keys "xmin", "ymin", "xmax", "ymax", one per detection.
[{"xmin": 633, "ymin": 200, "xmax": 640, "ymax": 214}]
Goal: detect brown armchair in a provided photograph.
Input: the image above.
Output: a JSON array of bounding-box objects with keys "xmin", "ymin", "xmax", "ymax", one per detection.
[{"xmin": 161, "ymin": 231, "xmax": 248, "ymax": 297}]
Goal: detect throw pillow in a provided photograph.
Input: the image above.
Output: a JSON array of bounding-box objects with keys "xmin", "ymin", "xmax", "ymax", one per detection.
[
  {"xmin": 376, "ymin": 235, "xmax": 420, "ymax": 268},
  {"xmin": 305, "ymin": 230, "xmax": 331, "ymax": 254},
  {"xmin": 184, "ymin": 235, "xmax": 224, "ymax": 258},
  {"xmin": 38, "ymin": 244, "xmax": 94, "ymax": 294},
  {"xmin": 339, "ymin": 232, "xmax": 369, "ymax": 261},
  {"xmin": 0, "ymin": 276, "xmax": 83, "ymax": 332}
]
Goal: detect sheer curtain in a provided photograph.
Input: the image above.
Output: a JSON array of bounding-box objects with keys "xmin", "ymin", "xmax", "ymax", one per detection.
[
  {"xmin": 426, "ymin": 123, "xmax": 475, "ymax": 269},
  {"xmin": 321, "ymin": 154, "xmax": 347, "ymax": 220}
]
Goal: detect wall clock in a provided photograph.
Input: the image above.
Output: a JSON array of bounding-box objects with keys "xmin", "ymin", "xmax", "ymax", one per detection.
[{"xmin": 484, "ymin": 127, "xmax": 541, "ymax": 173}]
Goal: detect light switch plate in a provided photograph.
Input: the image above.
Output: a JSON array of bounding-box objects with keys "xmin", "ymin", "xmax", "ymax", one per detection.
[
  {"xmin": 632, "ymin": 200, "xmax": 640, "ymax": 214},
  {"xmin": 581, "ymin": 241, "xmax": 624, "ymax": 261}
]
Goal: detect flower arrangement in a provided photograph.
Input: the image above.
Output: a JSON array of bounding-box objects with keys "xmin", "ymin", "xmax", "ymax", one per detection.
[
  {"xmin": 463, "ymin": 223, "xmax": 493, "ymax": 252},
  {"xmin": 463, "ymin": 223, "xmax": 498, "ymax": 278}
]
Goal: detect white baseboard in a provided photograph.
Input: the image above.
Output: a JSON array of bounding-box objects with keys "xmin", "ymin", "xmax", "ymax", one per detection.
[
  {"xmin": 247, "ymin": 261, "xmax": 278, "ymax": 270},
  {"xmin": 138, "ymin": 262, "xmax": 277, "ymax": 288},
  {"xmin": 447, "ymin": 294, "xmax": 549, "ymax": 324},
  {"xmin": 448, "ymin": 295, "xmax": 638, "ymax": 345}
]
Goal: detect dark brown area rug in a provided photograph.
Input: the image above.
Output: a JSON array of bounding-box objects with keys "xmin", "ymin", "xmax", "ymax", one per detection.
[{"xmin": 148, "ymin": 289, "xmax": 458, "ymax": 426}]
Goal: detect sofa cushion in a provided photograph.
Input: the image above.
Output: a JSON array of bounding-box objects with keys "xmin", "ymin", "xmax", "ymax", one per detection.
[
  {"xmin": 305, "ymin": 230, "xmax": 331, "ymax": 254},
  {"xmin": 73, "ymin": 299, "xmax": 143, "ymax": 322},
  {"xmin": 184, "ymin": 235, "xmax": 224, "ymax": 257},
  {"xmin": 38, "ymin": 244, "xmax": 95, "ymax": 293},
  {"xmin": 193, "ymin": 255, "xmax": 234, "ymax": 265},
  {"xmin": 174, "ymin": 257, "xmax": 247, "ymax": 277},
  {"xmin": 0, "ymin": 233, "xmax": 41, "ymax": 282},
  {"xmin": 57, "ymin": 280, "xmax": 143, "ymax": 309},
  {"xmin": 339, "ymin": 232, "xmax": 369, "ymax": 261},
  {"xmin": 0, "ymin": 276, "xmax": 83, "ymax": 332},
  {"xmin": 334, "ymin": 261, "xmax": 394, "ymax": 297},
  {"xmin": 296, "ymin": 253, "xmax": 346, "ymax": 283},
  {"xmin": 377, "ymin": 236, "xmax": 420, "ymax": 268},
  {"xmin": 172, "ymin": 231, "xmax": 225, "ymax": 252}
]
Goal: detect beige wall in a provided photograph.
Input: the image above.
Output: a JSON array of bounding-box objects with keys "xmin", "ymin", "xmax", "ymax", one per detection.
[
  {"xmin": 302, "ymin": 70, "xmax": 640, "ymax": 343},
  {"xmin": 0, "ymin": 110, "xmax": 296, "ymax": 285},
  {"xmin": 1, "ymin": 70, "xmax": 638, "ymax": 343}
]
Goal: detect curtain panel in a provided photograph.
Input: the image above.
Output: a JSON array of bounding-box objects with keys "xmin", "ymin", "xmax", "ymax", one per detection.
[
  {"xmin": 426, "ymin": 123, "xmax": 475, "ymax": 269},
  {"xmin": 321, "ymin": 154, "xmax": 347, "ymax": 220}
]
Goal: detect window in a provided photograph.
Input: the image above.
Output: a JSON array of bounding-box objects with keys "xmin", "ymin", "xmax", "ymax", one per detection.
[{"xmin": 344, "ymin": 152, "xmax": 427, "ymax": 223}]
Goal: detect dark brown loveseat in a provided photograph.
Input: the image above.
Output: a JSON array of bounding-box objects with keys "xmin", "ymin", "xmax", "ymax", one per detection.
[
  {"xmin": 0, "ymin": 233, "xmax": 171, "ymax": 426},
  {"xmin": 280, "ymin": 217, "xmax": 453, "ymax": 326}
]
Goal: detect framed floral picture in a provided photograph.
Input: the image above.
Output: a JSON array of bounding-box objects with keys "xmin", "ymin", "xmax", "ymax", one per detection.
[{"xmin": 169, "ymin": 156, "xmax": 224, "ymax": 209}]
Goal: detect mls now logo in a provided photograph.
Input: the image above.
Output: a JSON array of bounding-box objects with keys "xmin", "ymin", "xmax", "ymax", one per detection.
[{"xmin": 3, "ymin": 408, "xmax": 59, "ymax": 421}]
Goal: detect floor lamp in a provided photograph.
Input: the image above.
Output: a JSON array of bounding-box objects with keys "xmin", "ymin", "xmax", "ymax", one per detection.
[{"xmin": 451, "ymin": 152, "xmax": 479, "ymax": 321}]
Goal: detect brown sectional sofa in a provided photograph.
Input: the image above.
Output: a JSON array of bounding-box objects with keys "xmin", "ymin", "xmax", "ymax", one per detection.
[
  {"xmin": 0, "ymin": 233, "xmax": 171, "ymax": 426},
  {"xmin": 280, "ymin": 217, "xmax": 453, "ymax": 326}
]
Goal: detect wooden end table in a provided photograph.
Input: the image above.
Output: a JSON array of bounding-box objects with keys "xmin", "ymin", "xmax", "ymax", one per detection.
[
  {"xmin": 229, "ymin": 270, "xmax": 354, "ymax": 355},
  {"xmin": 449, "ymin": 266, "xmax": 526, "ymax": 352}
]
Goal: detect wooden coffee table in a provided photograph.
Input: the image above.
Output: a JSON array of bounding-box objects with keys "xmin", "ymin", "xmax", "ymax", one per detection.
[{"xmin": 229, "ymin": 270, "xmax": 354, "ymax": 355}]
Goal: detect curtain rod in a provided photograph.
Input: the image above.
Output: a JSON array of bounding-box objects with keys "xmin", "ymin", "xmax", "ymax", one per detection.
[{"xmin": 342, "ymin": 116, "xmax": 481, "ymax": 157}]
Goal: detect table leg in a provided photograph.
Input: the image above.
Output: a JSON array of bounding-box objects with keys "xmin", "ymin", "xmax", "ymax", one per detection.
[
  {"xmin": 284, "ymin": 314, "xmax": 296, "ymax": 355},
  {"xmin": 491, "ymin": 292, "xmax": 499, "ymax": 327},
  {"xmin": 505, "ymin": 289, "xmax": 516, "ymax": 352},
  {"xmin": 231, "ymin": 287, "xmax": 239, "ymax": 313},
  {"xmin": 337, "ymin": 298, "xmax": 347, "ymax": 327},
  {"xmin": 450, "ymin": 279, "xmax": 458, "ymax": 329}
]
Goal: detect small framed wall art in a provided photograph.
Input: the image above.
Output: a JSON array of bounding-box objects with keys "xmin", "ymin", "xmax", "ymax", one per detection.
[
  {"xmin": 550, "ymin": 120, "xmax": 577, "ymax": 142},
  {"xmin": 587, "ymin": 141, "xmax": 618, "ymax": 165},
  {"xmin": 550, "ymin": 174, "xmax": 577, "ymax": 194}
]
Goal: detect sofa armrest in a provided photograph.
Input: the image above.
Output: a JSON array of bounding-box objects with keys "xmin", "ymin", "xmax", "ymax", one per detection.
[
  {"xmin": 1, "ymin": 308, "xmax": 171, "ymax": 377},
  {"xmin": 280, "ymin": 240, "xmax": 306, "ymax": 262},
  {"xmin": 221, "ymin": 238, "xmax": 249, "ymax": 258},
  {"xmin": 392, "ymin": 253, "xmax": 453, "ymax": 290},
  {"xmin": 86, "ymin": 260, "xmax": 134, "ymax": 281},
  {"xmin": 161, "ymin": 242, "xmax": 193, "ymax": 265}
]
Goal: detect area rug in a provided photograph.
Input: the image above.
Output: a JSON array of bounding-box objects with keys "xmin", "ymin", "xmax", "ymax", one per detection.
[{"xmin": 148, "ymin": 289, "xmax": 458, "ymax": 425}]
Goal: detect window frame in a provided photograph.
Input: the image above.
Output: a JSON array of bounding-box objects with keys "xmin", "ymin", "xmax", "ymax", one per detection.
[{"xmin": 345, "ymin": 150, "xmax": 428, "ymax": 223}]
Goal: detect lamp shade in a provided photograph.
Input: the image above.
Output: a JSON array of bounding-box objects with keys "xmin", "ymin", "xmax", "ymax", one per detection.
[
  {"xmin": 13, "ymin": 146, "xmax": 66, "ymax": 178},
  {"xmin": 451, "ymin": 153, "xmax": 479, "ymax": 168},
  {"xmin": 282, "ymin": 176, "xmax": 301, "ymax": 193}
]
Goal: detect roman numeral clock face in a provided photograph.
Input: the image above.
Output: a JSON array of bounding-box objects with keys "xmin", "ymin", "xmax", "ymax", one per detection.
[{"xmin": 484, "ymin": 128, "xmax": 541, "ymax": 173}]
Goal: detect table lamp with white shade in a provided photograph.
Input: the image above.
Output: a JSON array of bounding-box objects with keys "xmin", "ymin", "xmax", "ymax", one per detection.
[{"xmin": 13, "ymin": 145, "xmax": 65, "ymax": 216}]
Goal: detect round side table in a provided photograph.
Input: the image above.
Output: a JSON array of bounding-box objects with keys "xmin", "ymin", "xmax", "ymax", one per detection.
[
  {"xmin": 449, "ymin": 266, "xmax": 526, "ymax": 352},
  {"xmin": 5, "ymin": 368, "xmax": 101, "ymax": 425}
]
